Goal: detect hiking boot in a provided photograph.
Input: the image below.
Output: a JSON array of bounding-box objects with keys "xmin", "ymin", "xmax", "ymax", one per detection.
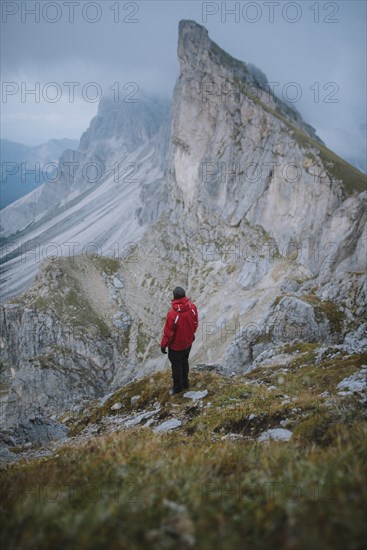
[{"xmin": 169, "ymin": 387, "xmax": 182, "ymax": 396}]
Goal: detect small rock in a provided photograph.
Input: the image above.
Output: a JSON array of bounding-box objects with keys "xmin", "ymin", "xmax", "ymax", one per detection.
[
  {"xmin": 125, "ymin": 409, "xmax": 160, "ymax": 428},
  {"xmin": 183, "ymin": 390, "xmax": 208, "ymax": 400},
  {"xmin": 131, "ymin": 395, "xmax": 140, "ymax": 404},
  {"xmin": 257, "ymin": 428, "xmax": 293, "ymax": 442},
  {"xmin": 111, "ymin": 402, "xmax": 123, "ymax": 411},
  {"xmin": 163, "ymin": 499, "xmax": 187, "ymax": 514},
  {"xmin": 153, "ymin": 418, "xmax": 182, "ymax": 433},
  {"xmin": 248, "ymin": 413, "xmax": 256, "ymax": 420},
  {"xmin": 112, "ymin": 313, "xmax": 131, "ymax": 330},
  {"xmin": 337, "ymin": 368, "xmax": 367, "ymax": 396},
  {"xmin": 221, "ymin": 433, "xmax": 244, "ymax": 440},
  {"xmin": 113, "ymin": 277, "xmax": 124, "ymax": 289}
]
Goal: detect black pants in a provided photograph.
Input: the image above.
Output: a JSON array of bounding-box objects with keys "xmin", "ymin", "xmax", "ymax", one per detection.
[{"xmin": 168, "ymin": 346, "xmax": 191, "ymax": 392}]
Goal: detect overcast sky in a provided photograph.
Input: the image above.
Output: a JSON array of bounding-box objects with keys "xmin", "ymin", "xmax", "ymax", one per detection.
[{"xmin": 1, "ymin": 0, "xmax": 366, "ymax": 169}]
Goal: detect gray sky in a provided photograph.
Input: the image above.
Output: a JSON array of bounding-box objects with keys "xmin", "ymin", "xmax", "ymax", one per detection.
[{"xmin": 1, "ymin": 0, "xmax": 366, "ymax": 169}]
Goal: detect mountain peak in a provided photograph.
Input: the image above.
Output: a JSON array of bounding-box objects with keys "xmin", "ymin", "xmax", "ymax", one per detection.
[
  {"xmin": 178, "ymin": 19, "xmax": 208, "ymax": 42},
  {"xmin": 176, "ymin": 19, "xmax": 323, "ymax": 145},
  {"xmin": 179, "ymin": 19, "xmax": 208, "ymax": 34},
  {"xmin": 177, "ymin": 19, "xmax": 244, "ymax": 77}
]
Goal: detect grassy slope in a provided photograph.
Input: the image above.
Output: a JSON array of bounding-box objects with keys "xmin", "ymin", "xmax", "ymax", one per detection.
[
  {"xmin": 10, "ymin": 254, "xmax": 122, "ymax": 339},
  {"xmin": 1, "ymin": 349, "xmax": 366, "ymax": 549}
]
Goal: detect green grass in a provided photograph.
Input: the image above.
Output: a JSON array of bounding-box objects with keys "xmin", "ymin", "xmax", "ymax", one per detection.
[
  {"xmin": 64, "ymin": 287, "xmax": 111, "ymax": 338},
  {"xmin": 303, "ymin": 294, "xmax": 345, "ymax": 334},
  {"xmin": 24, "ymin": 257, "xmax": 112, "ymax": 338},
  {"xmin": 1, "ymin": 422, "xmax": 366, "ymax": 549},
  {"xmin": 89, "ymin": 254, "xmax": 121, "ymax": 276},
  {"xmin": 1, "ymin": 354, "xmax": 366, "ymax": 549}
]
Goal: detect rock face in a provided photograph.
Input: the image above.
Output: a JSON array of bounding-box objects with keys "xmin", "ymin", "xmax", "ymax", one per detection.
[
  {"xmin": 0, "ymin": 20, "xmax": 366, "ymax": 429},
  {"xmin": 168, "ymin": 21, "xmax": 366, "ymax": 274},
  {"xmin": 0, "ymin": 255, "xmax": 155, "ymax": 426},
  {"xmin": 267, "ymin": 296, "xmax": 335, "ymax": 343}
]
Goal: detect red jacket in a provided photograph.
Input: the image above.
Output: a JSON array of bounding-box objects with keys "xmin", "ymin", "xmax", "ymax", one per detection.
[{"xmin": 160, "ymin": 297, "xmax": 198, "ymax": 351}]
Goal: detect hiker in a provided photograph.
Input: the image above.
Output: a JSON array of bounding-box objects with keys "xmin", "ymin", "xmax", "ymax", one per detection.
[{"xmin": 160, "ymin": 287, "xmax": 198, "ymax": 395}]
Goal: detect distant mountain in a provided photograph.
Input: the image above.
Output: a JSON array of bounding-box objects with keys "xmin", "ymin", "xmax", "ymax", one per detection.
[
  {"xmin": 345, "ymin": 156, "xmax": 367, "ymax": 175},
  {"xmin": 0, "ymin": 138, "xmax": 79, "ymax": 208},
  {"xmin": 0, "ymin": 95, "xmax": 170, "ymax": 301}
]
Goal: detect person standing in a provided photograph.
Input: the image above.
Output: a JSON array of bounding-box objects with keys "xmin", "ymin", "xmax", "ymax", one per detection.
[{"xmin": 160, "ymin": 287, "xmax": 198, "ymax": 395}]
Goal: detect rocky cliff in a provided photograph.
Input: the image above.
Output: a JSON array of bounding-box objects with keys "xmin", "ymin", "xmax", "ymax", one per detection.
[
  {"xmin": 168, "ymin": 21, "xmax": 366, "ymax": 274},
  {"xmin": 0, "ymin": 20, "xmax": 366, "ymax": 430}
]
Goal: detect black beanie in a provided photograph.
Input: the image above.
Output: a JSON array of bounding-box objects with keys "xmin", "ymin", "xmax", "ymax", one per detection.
[{"xmin": 173, "ymin": 286, "xmax": 186, "ymax": 299}]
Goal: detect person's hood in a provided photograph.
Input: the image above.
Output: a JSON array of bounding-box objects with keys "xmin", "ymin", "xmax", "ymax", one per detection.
[{"xmin": 171, "ymin": 297, "xmax": 191, "ymax": 312}]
